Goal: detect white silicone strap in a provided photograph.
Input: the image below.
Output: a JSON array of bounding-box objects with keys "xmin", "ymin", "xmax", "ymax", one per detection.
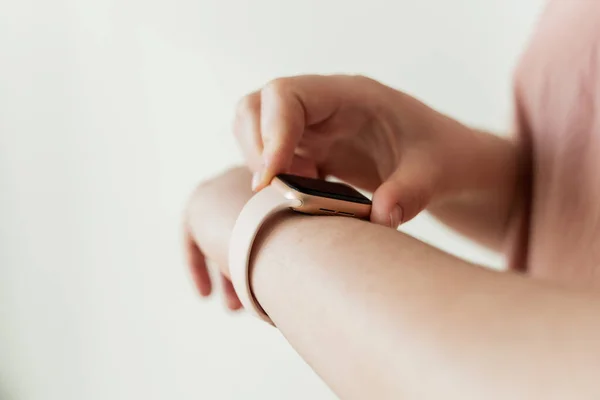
[{"xmin": 229, "ymin": 185, "xmax": 301, "ymax": 324}]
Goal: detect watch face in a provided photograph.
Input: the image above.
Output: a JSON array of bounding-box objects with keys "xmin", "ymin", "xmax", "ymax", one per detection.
[{"xmin": 276, "ymin": 174, "xmax": 372, "ymax": 204}]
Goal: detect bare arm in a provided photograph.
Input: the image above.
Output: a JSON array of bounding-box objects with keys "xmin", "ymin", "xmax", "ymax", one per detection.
[
  {"xmin": 231, "ymin": 75, "xmax": 525, "ymax": 253},
  {"xmin": 254, "ymin": 215, "xmax": 584, "ymax": 399},
  {"xmin": 190, "ymin": 170, "xmax": 600, "ymax": 399},
  {"xmin": 424, "ymin": 123, "xmax": 525, "ymax": 251},
  {"xmin": 385, "ymin": 92, "xmax": 525, "ymax": 250},
  {"xmin": 188, "ymin": 168, "xmax": 599, "ymax": 400}
]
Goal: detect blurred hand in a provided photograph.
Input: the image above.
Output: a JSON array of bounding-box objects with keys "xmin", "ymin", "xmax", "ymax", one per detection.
[
  {"xmin": 233, "ymin": 74, "xmax": 456, "ymax": 227},
  {"xmin": 184, "ymin": 167, "xmax": 254, "ymax": 310}
]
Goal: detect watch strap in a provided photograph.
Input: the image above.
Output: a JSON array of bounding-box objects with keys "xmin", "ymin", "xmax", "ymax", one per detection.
[{"xmin": 229, "ymin": 185, "xmax": 301, "ymax": 324}]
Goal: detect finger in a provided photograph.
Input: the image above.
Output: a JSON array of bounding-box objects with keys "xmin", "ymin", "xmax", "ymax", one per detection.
[
  {"xmin": 371, "ymin": 151, "xmax": 439, "ymax": 228},
  {"xmin": 233, "ymin": 91, "xmax": 264, "ymax": 173},
  {"xmin": 184, "ymin": 227, "xmax": 212, "ymax": 297},
  {"xmin": 256, "ymin": 75, "xmax": 363, "ymax": 190},
  {"xmin": 288, "ymin": 154, "xmax": 319, "ymax": 178},
  {"xmin": 220, "ymin": 273, "xmax": 243, "ymax": 311},
  {"xmin": 319, "ymin": 139, "xmax": 382, "ymax": 192}
]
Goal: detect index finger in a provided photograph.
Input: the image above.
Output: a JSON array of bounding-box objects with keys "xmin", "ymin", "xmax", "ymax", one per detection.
[{"xmin": 255, "ymin": 75, "xmax": 355, "ymax": 190}]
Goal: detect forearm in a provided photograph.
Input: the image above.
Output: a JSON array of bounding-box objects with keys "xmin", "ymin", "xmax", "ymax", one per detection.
[
  {"xmin": 427, "ymin": 121, "xmax": 525, "ymax": 251},
  {"xmin": 383, "ymin": 91, "xmax": 525, "ymax": 251},
  {"xmin": 251, "ymin": 214, "xmax": 600, "ymax": 399}
]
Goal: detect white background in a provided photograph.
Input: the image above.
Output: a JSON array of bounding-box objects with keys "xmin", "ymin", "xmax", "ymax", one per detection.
[{"xmin": 0, "ymin": 1, "xmax": 544, "ymax": 399}]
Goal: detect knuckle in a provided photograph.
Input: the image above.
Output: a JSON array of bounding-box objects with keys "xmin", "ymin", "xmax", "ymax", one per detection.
[
  {"xmin": 186, "ymin": 180, "xmax": 209, "ymax": 212},
  {"xmin": 232, "ymin": 119, "xmax": 243, "ymax": 140},
  {"xmin": 183, "ymin": 186, "xmax": 202, "ymax": 227},
  {"xmin": 262, "ymin": 77, "xmax": 290, "ymax": 96},
  {"xmin": 235, "ymin": 93, "xmax": 260, "ymax": 117},
  {"xmin": 233, "ymin": 93, "xmax": 260, "ymax": 139},
  {"xmin": 351, "ymin": 74, "xmax": 384, "ymax": 96},
  {"xmin": 352, "ymin": 74, "xmax": 377, "ymax": 86}
]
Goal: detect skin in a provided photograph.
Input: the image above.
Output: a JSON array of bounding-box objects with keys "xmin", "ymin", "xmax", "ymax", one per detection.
[
  {"xmin": 194, "ymin": 74, "xmax": 523, "ymax": 308},
  {"xmin": 240, "ymin": 75, "xmax": 521, "ymax": 245},
  {"xmin": 186, "ymin": 167, "xmax": 600, "ymax": 399},
  {"xmin": 183, "ymin": 75, "xmax": 582, "ymax": 396}
]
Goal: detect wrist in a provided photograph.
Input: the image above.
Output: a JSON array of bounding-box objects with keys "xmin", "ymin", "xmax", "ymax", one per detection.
[
  {"xmin": 385, "ymin": 91, "xmax": 521, "ymax": 204},
  {"xmin": 248, "ymin": 212, "xmax": 314, "ymax": 321},
  {"xmin": 248, "ymin": 212, "xmax": 367, "ymax": 324},
  {"xmin": 441, "ymin": 127, "xmax": 521, "ymax": 197}
]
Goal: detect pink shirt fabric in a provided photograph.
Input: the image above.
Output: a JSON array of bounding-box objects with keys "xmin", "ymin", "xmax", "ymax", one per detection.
[{"xmin": 511, "ymin": 0, "xmax": 600, "ymax": 287}]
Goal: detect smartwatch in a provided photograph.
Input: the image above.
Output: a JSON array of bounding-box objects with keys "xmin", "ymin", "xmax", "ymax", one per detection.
[{"xmin": 229, "ymin": 173, "xmax": 372, "ymax": 324}]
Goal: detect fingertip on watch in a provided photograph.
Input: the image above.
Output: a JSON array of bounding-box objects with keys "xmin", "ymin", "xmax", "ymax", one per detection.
[
  {"xmin": 252, "ymin": 149, "xmax": 282, "ymax": 191},
  {"xmin": 251, "ymin": 166, "xmax": 275, "ymax": 192},
  {"xmin": 251, "ymin": 171, "xmax": 262, "ymax": 191},
  {"xmin": 251, "ymin": 170, "xmax": 268, "ymax": 191}
]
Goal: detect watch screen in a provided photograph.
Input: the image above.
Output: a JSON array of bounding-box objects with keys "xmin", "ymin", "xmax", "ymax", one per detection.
[{"xmin": 277, "ymin": 174, "xmax": 371, "ymax": 204}]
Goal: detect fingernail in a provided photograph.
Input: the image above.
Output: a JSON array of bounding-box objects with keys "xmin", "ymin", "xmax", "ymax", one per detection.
[
  {"xmin": 226, "ymin": 297, "xmax": 239, "ymax": 311},
  {"xmin": 199, "ymin": 285, "xmax": 211, "ymax": 297},
  {"xmin": 198, "ymin": 281, "xmax": 212, "ymax": 297},
  {"xmin": 230, "ymin": 298, "xmax": 243, "ymax": 311},
  {"xmin": 251, "ymin": 171, "xmax": 262, "ymax": 191},
  {"xmin": 389, "ymin": 204, "xmax": 403, "ymax": 229}
]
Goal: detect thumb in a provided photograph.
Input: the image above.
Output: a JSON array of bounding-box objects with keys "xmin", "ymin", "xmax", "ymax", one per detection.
[{"xmin": 371, "ymin": 156, "xmax": 437, "ymax": 228}]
